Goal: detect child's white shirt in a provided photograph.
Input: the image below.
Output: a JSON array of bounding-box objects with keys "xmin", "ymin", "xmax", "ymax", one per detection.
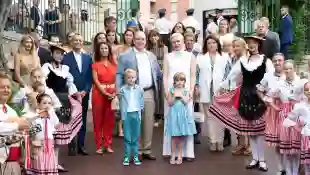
[{"xmin": 33, "ymin": 109, "xmax": 59, "ymax": 141}]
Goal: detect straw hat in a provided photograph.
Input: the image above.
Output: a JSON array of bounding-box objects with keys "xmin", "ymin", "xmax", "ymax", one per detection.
[
  {"xmin": 49, "ymin": 43, "xmax": 66, "ymax": 53},
  {"xmin": 244, "ymin": 35, "xmax": 265, "ymax": 42}
]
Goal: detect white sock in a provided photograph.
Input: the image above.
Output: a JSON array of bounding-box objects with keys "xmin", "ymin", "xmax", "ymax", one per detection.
[
  {"xmin": 256, "ymin": 135, "xmax": 265, "ymax": 161},
  {"xmin": 285, "ymin": 155, "xmax": 292, "ymax": 175},
  {"xmin": 305, "ymin": 164, "xmax": 310, "ymax": 175},
  {"xmin": 249, "ymin": 136, "xmax": 258, "ymax": 161},
  {"xmin": 291, "ymin": 154, "xmax": 300, "ymax": 175},
  {"xmin": 54, "ymin": 146, "xmax": 59, "ymax": 166},
  {"xmin": 276, "ymin": 150, "xmax": 285, "ymax": 171}
]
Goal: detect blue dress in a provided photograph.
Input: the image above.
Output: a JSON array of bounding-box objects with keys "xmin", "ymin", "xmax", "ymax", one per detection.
[{"xmin": 165, "ymin": 88, "xmax": 196, "ymax": 137}]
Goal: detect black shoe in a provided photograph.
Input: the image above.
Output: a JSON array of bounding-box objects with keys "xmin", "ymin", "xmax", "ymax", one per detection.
[
  {"xmin": 245, "ymin": 160, "xmax": 258, "ymax": 169},
  {"xmin": 184, "ymin": 158, "xmax": 195, "ymax": 162},
  {"xmin": 280, "ymin": 170, "xmax": 286, "ymax": 175},
  {"xmin": 78, "ymin": 147, "xmax": 89, "ymax": 156},
  {"xmin": 194, "ymin": 139, "xmax": 201, "ymax": 144},
  {"xmin": 142, "ymin": 153, "xmax": 156, "ymax": 160},
  {"xmin": 68, "ymin": 149, "xmax": 76, "ymax": 156}
]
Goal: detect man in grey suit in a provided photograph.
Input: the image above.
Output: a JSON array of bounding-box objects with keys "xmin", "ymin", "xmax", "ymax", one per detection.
[
  {"xmin": 256, "ymin": 18, "xmax": 280, "ymax": 59},
  {"xmin": 116, "ymin": 31, "xmax": 161, "ymax": 160}
]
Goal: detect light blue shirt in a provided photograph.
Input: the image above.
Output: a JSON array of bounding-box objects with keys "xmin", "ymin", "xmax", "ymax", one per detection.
[{"xmin": 127, "ymin": 87, "xmax": 140, "ymax": 112}]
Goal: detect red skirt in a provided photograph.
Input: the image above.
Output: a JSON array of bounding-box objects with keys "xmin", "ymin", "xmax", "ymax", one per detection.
[
  {"xmin": 208, "ymin": 88, "xmax": 265, "ymax": 136},
  {"xmin": 264, "ymin": 99, "xmax": 281, "ymax": 147},
  {"xmin": 278, "ymin": 101, "xmax": 302, "ymax": 155}
]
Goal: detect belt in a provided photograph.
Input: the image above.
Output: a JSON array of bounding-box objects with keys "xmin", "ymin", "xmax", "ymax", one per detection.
[
  {"xmin": 102, "ymin": 84, "xmax": 115, "ymax": 88},
  {"xmin": 144, "ymin": 86, "xmax": 153, "ymax": 91}
]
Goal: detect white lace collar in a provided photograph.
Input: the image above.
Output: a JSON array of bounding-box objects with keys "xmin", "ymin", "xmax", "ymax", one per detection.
[{"xmin": 240, "ymin": 55, "xmax": 265, "ymax": 71}]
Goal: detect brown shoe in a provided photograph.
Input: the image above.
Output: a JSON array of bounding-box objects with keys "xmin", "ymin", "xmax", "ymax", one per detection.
[
  {"xmin": 243, "ymin": 146, "xmax": 252, "ymax": 156},
  {"xmin": 231, "ymin": 145, "xmax": 244, "ymax": 155}
]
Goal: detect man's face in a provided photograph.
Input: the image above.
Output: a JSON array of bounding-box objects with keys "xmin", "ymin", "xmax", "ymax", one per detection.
[
  {"xmin": 134, "ymin": 32, "xmax": 146, "ymax": 50},
  {"xmin": 185, "ymin": 37, "xmax": 194, "ymax": 50},
  {"xmin": 280, "ymin": 7, "xmax": 288, "ymax": 16},
  {"xmin": 33, "ymin": 0, "xmax": 39, "ymax": 5},
  {"xmin": 0, "ymin": 78, "xmax": 11, "ymax": 103},
  {"xmin": 256, "ymin": 23, "xmax": 267, "ymax": 36},
  {"xmin": 108, "ymin": 20, "xmax": 116, "ymax": 31},
  {"xmin": 72, "ymin": 35, "xmax": 83, "ymax": 49}
]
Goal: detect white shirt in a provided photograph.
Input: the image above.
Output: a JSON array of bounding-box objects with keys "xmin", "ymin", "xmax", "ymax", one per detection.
[
  {"xmin": 154, "ymin": 17, "xmax": 173, "ymax": 34},
  {"xmin": 73, "ymin": 51, "xmax": 82, "ymax": 72},
  {"xmin": 127, "ymin": 87, "xmax": 139, "ymax": 112},
  {"xmin": 135, "ymin": 49, "xmax": 153, "ymax": 88},
  {"xmin": 33, "ymin": 109, "xmax": 59, "ymax": 140},
  {"xmin": 182, "ymin": 16, "xmax": 201, "ymax": 33}
]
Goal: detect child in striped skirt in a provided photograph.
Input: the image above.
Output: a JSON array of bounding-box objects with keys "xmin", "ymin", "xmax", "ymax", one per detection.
[{"xmin": 27, "ymin": 94, "xmax": 60, "ymax": 175}]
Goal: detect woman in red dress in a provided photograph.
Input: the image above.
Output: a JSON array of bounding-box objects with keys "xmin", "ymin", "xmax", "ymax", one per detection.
[{"xmin": 92, "ymin": 42, "xmax": 117, "ymax": 154}]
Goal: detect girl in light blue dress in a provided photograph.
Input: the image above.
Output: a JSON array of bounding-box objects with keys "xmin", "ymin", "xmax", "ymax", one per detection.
[{"xmin": 165, "ymin": 72, "xmax": 196, "ymax": 165}]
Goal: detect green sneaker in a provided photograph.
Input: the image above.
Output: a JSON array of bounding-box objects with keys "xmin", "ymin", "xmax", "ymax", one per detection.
[
  {"xmin": 133, "ymin": 156, "xmax": 141, "ymax": 165},
  {"xmin": 123, "ymin": 156, "xmax": 130, "ymax": 166}
]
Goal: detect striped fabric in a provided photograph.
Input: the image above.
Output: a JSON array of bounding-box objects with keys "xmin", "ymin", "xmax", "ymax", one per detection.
[
  {"xmin": 278, "ymin": 101, "xmax": 302, "ymax": 155},
  {"xmin": 53, "ymin": 95, "xmax": 82, "ymax": 145},
  {"xmin": 208, "ymin": 89, "xmax": 266, "ymax": 136},
  {"xmin": 26, "ymin": 139, "xmax": 58, "ymax": 175},
  {"xmin": 264, "ymin": 98, "xmax": 282, "ymax": 147},
  {"xmin": 301, "ymin": 135, "xmax": 310, "ymax": 164}
]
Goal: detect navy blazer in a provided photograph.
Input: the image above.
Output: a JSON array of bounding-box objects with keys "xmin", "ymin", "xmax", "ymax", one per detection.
[
  {"xmin": 30, "ymin": 6, "xmax": 40, "ymax": 28},
  {"xmin": 62, "ymin": 51, "xmax": 92, "ymax": 93},
  {"xmin": 279, "ymin": 15, "xmax": 293, "ymax": 45}
]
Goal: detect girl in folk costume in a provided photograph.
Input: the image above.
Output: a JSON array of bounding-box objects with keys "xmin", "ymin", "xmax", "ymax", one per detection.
[
  {"xmin": 41, "ymin": 44, "xmax": 82, "ymax": 172},
  {"xmin": 267, "ymin": 60, "xmax": 304, "ymax": 175},
  {"xmin": 256, "ymin": 53, "xmax": 286, "ymax": 174},
  {"xmin": 225, "ymin": 38, "xmax": 251, "ymax": 156},
  {"xmin": 27, "ymin": 93, "xmax": 60, "ymax": 175},
  {"xmin": 282, "ymin": 81, "xmax": 310, "ymax": 175},
  {"xmin": 208, "ymin": 35, "xmax": 274, "ymax": 171},
  {"xmin": 196, "ymin": 34, "xmax": 230, "ymax": 151},
  {"xmin": 165, "ymin": 72, "xmax": 196, "ymax": 164}
]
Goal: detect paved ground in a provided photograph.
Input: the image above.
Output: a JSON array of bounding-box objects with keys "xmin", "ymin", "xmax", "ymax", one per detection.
[{"xmin": 58, "ymin": 126, "xmax": 279, "ymax": 175}]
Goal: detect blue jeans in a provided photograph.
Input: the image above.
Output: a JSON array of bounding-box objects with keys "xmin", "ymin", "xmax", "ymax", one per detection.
[{"xmin": 123, "ymin": 111, "xmax": 141, "ymax": 158}]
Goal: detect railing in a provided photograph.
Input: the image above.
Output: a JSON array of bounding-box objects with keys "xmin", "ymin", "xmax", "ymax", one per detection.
[{"xmin": 5, "ymin": 0, "xmax": 103, "ymax": 43}]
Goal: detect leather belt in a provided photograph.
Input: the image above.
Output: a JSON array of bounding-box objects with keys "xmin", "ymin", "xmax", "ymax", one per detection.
[{"xmin": 102, "ymin": 84, "xmax": 115, "ymax": 88}]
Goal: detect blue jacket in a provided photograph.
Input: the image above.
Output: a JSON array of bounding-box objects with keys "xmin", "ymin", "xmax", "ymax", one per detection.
[
  {"xmin": 62, "ymin": 51, "xmax": 93, "ymax": 93},
  {"xmin": 119, "ymin": 84, "xmax": 144, "ymax": 121},
  {"xmin": 279, "ymin": 15, "xmax": 293, "ymax": 45}
]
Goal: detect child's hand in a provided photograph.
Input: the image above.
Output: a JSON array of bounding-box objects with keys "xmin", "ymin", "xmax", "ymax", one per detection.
[
  {"xmin": 174, "ymin": 90, "xmax": 182, "ymax": 98},
  {"xmin": 38, "ymin": 110, "xmax": 48, "ymax": 117}
]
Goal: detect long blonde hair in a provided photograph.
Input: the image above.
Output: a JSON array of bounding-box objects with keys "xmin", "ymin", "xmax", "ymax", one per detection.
[{"xmin": 18, "ymin": 35, "xmax": 40, "ymax": 68}]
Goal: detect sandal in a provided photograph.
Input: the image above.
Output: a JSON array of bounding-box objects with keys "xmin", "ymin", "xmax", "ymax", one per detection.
[
  {"xmin": 176, "ymin": 158, "xmax": 183, "ymax": 165},
  {"xmin": 170, "ymin": 157, "xmax": 176, "ymax": 165}
]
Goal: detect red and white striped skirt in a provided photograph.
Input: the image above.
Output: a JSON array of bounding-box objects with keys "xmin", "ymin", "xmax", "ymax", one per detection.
[
  {"xmin": 53, "ymin": 96, "xmax": 82, "ymax": 145},
  {"xmin": 301, "ymin": 136, "xmax": 310, "ymax": 164},
  {"xmin": 278, "ymin": 101, "xmax": 302, "ymax": 155},
  {"xmin": 208, "ymin": 88, "xmax": 265, "ymax": 136},
  {"xmin": 26, "ymin": 139, "xmax": 58, "ymax": 175},
  {"xmin": 264, "ymin": 98, "xmax": 281, "ymax": 147}
]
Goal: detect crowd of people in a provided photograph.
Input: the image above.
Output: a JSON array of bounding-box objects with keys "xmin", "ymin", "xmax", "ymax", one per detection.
[{"xmin": 0, "ymin": 3, "xmax": 308, "ymax": 175}]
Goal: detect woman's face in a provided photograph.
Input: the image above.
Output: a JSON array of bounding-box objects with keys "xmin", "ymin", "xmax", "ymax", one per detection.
[
  {"xmin": 247, "ymin": 39, "xmax": 259, "ymax": 53},
  {"xmin": 23, "ymin": 38, "xmax": 33, "ymax": 51},
  {"xmin": 99, "ymin": 43, "xmax": 109, "ymax": 57},
  {"xmin": 124, "ymin": 31, "xmax": 133, "ymax": 44},
  {"xmin": 284, "ymin": 62, "xmax": 294, "ymax": 79},
  {"xmin": 304, "ymin": 83, "xmax": 310, "ymax": 99},
  {"xmin": 233, "ymin": 41, "xmax": 244, "ymax": 56},
  {"xmin": 174, "ymin": 23, "xmax": 184, "ymax": 33},
  {"xmin": 96, "ymin": 33, "xmax": 106, "ymax": 44},
  {"xmin": 219, "ymin": 20, "xmax": 228, "ymax": 33},
  {"xmin": 150, "ymin": 34, "xmax": 159, "ymax": 44},
  {"xmin": 52, "ymin": 50, "xmax": 64, "ymax": 63},
  {"xmin": 30, "ymin": 71, "xmax": 43, "ymax": 85},
  {"xmin": 107, "ymin": 32, "xmax": 115, "ymax": 43},
  {"xmin": 67, "ymin": 32, "xmax": 75, "ymax": 42},
  {"xmin": 206, "ymin": 38, "xmax": 218, "ymax": 52},
  {"xmin": 223, "ymin": 42, "xmax": 233, "ymax": 53}
]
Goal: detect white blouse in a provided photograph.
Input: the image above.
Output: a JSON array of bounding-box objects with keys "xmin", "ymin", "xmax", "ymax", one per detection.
[
  {"xmin": 33, "ymin": 109, "xmax": 59, "ymax": 140},
  {"xmin": 268, "ymin": 77, "xmax": 304, "ymax": 102},
  {"xmin": 220, "ymin": 55, "xmax": 275, "ymax": 90},
  {"xmin": 257, "ymin": 72, "xmax": 285, "ymax": 93},
  {"xmin": 283, "ymin": 102, "xmax": 310, "ymax": 136},
  {"xmin": 41, "ymin": 63, "xmax": 78, "ymax": 95}
]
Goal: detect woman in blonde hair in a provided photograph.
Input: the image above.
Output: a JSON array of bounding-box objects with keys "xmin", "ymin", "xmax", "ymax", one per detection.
[
  {"xmin": 14, "ymin": 35, "xmax": 40, "ymax": 87},
  {"xmin": 218, "ymin": 19, "xmax": 234, "ymax": 45}
]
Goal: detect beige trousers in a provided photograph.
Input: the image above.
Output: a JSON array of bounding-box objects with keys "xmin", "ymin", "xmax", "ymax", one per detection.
[
  {"xmin": 139, "ymin": 90, "xmax": 155, "ymax": 154},
  {"xmin": 203, "ymin": 104, "xmax": 225, "ymax": 144}
]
